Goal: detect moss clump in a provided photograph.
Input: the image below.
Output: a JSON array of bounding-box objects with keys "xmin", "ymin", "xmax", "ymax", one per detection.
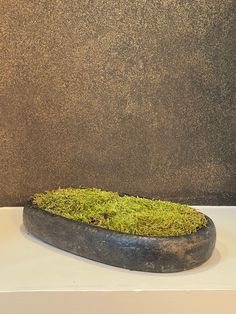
[{"xmin": 33, "ymin": 187, "xmax": 207, "ymax": 237}]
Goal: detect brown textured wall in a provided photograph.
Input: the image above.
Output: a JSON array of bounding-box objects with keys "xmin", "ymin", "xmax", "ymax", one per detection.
[{"xmin": 1, "ymin": 0, "xmax": 236, "ymax": 206}]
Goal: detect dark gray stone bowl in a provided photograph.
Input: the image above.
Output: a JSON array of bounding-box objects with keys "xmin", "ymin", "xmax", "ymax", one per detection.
[{"xmin": 23, "ymin": 200, "xmax": 216, "ymax": 273}]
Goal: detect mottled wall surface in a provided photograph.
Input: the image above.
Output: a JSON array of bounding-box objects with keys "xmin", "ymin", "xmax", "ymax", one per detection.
[{"xmin": 1, "ymin": 1, "xmax": 236, "ymax": 205}]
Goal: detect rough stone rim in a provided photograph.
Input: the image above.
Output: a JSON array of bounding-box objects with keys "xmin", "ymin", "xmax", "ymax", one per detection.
[{"xmin": 24, "ymin": 199, "xmax": 209, "ymax": 239}]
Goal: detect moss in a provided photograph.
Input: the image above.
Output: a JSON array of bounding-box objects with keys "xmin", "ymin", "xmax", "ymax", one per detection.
[{"xmin": 33, "ymin": 187, "xmax": 207, "ymax": 237}]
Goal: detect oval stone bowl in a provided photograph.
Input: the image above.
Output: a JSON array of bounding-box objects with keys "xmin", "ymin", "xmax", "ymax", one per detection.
[{"xmin": 23, "ymin": 200, "xmax": 216, "ymax": 273}]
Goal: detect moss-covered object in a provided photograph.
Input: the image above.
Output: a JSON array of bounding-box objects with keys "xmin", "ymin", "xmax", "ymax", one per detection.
[{"xmin": 33, "ymin": 188, "xmax": 207, "ymax": 237}]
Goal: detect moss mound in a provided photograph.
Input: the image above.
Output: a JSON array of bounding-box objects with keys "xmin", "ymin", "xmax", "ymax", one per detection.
[{"xmin": 33, "ymin": 188, "xmax": 207, "ymax": 237}]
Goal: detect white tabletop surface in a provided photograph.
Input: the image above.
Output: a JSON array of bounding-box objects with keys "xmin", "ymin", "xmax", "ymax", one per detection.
[{"xmin": 0, "ymin": 206, "xmax": 236, "ymax": 292}]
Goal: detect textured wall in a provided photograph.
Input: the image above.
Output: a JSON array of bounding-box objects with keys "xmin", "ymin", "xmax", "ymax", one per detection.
[{"xmin": 1, "ymin": 0, "xmax": 236, "ymax": 206}]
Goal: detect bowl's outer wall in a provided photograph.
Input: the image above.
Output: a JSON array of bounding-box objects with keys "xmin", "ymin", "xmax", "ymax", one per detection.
[
  {"xmin": 23, "ymin": 203, "xmax": 216, "ymax": 273},
  {"xmin": 1, "ymin": 1, "xmax": 236, "ymax": 206}
]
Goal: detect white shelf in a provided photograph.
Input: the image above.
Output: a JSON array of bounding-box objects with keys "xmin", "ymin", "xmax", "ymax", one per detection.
[{"xmin": 1, "ymin": 206, "xmax": 236, "ymax": 314}]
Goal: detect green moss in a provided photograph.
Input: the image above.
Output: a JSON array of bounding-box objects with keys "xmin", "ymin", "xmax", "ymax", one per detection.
[{"xmin": 33, "ymin": 187, "xmax": 207, "ymax": 237}]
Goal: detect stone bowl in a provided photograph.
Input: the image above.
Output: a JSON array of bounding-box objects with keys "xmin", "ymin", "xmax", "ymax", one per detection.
[{"xmin": 23, "ymin": 200, "xmax": 216, "ymax": 273}]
